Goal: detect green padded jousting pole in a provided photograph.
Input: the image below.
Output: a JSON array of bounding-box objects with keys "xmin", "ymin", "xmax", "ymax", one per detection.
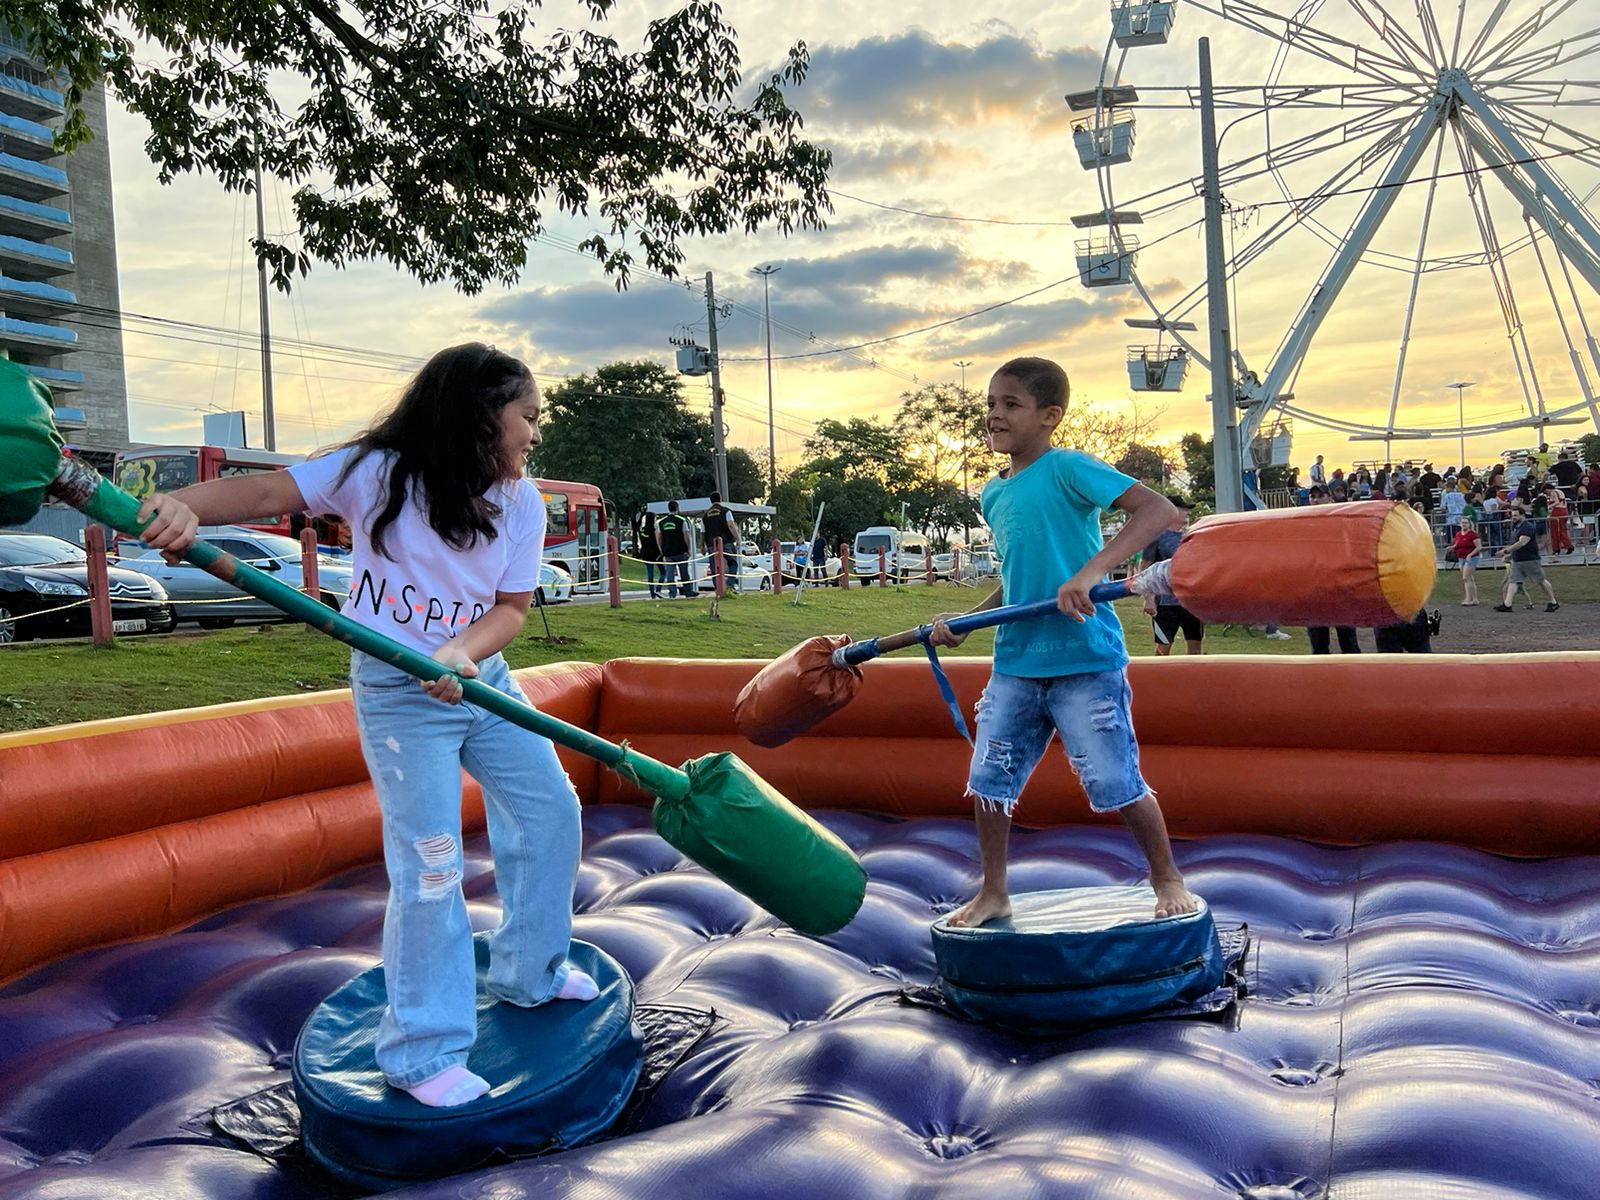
[{"xmin": 0, "ymin": 360, "xmax": 865, "ymax": 937}]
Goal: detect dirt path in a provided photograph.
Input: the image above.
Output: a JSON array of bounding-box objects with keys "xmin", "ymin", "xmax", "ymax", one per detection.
[{"xmin": 1429, "ymin": 600, "xmax": 1595, "ymax": 653}]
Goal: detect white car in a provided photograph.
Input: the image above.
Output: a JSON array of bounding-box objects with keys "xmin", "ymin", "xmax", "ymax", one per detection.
[
  {"xmin": 536, "ymin": 562, "xmax": 572, "ymax": 604},
  {"xmin": 121, "ymin": 528, "xmax": 354, "ymax": 628}
]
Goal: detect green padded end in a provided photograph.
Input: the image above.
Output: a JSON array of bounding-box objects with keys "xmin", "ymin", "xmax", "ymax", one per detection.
[
  {"xmin": 0, "ymin": 358, "xmax": 63, "ymax": 525},
  {"xmin": 654, "ymin": 752, "xmax": 867, "ymax": 936}
]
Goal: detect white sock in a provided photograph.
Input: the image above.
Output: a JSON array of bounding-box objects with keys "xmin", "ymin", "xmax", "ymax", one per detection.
[
  {"xmin": 557, "ymin": 968, "xmax": 600, "ymax": 1001},
  {"xmin": 404, "ymin": 1065, "xmax": 490, "ymax": 1108}
]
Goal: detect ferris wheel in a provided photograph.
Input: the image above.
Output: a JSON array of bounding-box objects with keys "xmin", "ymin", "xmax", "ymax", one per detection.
[{"xmin": 1072, "ymin": 0, "xmax": 1600, "ymax": 464}]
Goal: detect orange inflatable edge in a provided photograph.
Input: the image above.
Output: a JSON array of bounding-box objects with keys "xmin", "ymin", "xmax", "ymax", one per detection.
[{"xmin": 5, "ymin": 652, "xmax": 1599, "ymax": 985}]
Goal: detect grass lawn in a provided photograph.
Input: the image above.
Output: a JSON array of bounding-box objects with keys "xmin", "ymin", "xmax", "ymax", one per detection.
[{"xmin": 1, "ymin": 566, "xmax": 1594, "ymax": 734}]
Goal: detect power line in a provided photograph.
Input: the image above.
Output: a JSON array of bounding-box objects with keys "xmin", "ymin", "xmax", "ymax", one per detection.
[
  {"xmin": 724, "ymin": 218, "xmax": 1206, "ymax": 363},
  {"xmin": 831, "ymin": 189, "xmax": 1081, "ymax": 227}
]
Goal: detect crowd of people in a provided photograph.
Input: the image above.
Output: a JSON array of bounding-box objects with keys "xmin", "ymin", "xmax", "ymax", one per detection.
[
  {"xmin": 1296, "ymin": 446, "xmax": 1597, "ymax": 548},
  {"xmin": 1292, "ymin": 444, "xmax": 1595, "ymax": 620}
]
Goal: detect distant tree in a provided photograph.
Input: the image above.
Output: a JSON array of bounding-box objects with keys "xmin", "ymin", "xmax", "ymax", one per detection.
[
  {"xmin": 17, "ymin": 1, "xmax": 832, "ymax": 291},
  {"xmin": 532, "ymin": 361, "xmax": 687, "ymax": 536},
  {"xmin": 667, "ymin": 414, "xmax": 763, "ymax": 504},
  {"xmin": 892, "ymin": 383, "xmax": 985, "ymax": 487},
  {"xmin": 811, "ymin": 475, "xmax": 895, "ymax": 548},
  {"xmin": 1115, "ymin": 441, "xmax": 1175, "ymax": 485},
  {"xmin": 1578, "ymin": 432, "xmax": 1600, "ymax": 468},
  {"xmin": 724, "ymin": 449, "xmax": 765, "ymax": 505},
  {"xmin": 1179, "ymin": 432, "xmax": 1215, "ymax": 501}
]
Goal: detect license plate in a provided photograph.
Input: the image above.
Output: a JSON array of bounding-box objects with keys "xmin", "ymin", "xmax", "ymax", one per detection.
[{"xmin": 112, "ymin": 619, "xmax": 147, "ymax": 634}]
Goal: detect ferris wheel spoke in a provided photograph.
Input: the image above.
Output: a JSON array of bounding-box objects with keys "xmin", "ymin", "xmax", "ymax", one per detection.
[
  {"xmin": 1450, "ymin": 117, "xmax": 1547, "ymax": 421},
  {"xmin": 1480, "ymin": 79, "xmax": 1600, "ymax": 107},
  {"xmin": 1230, "ymin": 107, "xmax": 1412, "ymax": 186},
  {"xmin": 1457, "ymin": 107, "xmax": 1600, "ymax": 294},
  {"xmin": 1524, "ymin": 213, "xmax": 1600, "ymax": 427},
  {"xmin": 1459, "ymin": 88, "xmax": 1600, "ymax": 254},
  {"xmin": 1384, "ymin": 132, "xmax": 1448, "ymax": 435},
  {"xmin": 1460, "ymin": 0, "xmax": 1513, "ymax": 69},
  {"xmin": 1161, "ymin": 112, "xmax": 1424, "ymax": 327},
  {"xmin": 1494, "ymin": 32, "xmax": 1600, "ymax": 84},
  {"xmin": 1249, "ymin": 99, "xmax": 1449, "ymax": 411},
  {"xmin": 1114, "ymin": 83, "xmax": 1426, "ymax": 109},
  {"xmin": 1448, "ymin": 0, "xmax": 1471, "ymax": 64},
  {"xmin": 1468, "ymin": 0, "xmax": 1584, "ymax": 76},
  {"xmin": 1183, "ymin": 0, "xmax": 1419, "ymax": 86},
  {"xmin": 1107, "ymin": 105, "xmax": 1407, "ymax": 218},
  {"xmin": 1341, "ymin": 0, "xmax": 1437, "ymax": 79},
  {"xmin": 1415, "ymin": 0, "xmax": 1450, "ymax": 67},
  {"xmin": 1485, "ymin": 99, "xmax": 1600, "ymax": 173}
]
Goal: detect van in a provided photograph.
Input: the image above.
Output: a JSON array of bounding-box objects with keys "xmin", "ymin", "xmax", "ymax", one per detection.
[{"xmin": 852, "ymin": 527, "xmax": 931, "ymax": 583}]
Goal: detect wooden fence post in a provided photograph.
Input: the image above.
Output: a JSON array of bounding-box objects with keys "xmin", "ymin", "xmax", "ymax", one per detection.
[
  {"xmin": 299, "ymin": 528, "xmax": 321, "ymax": 609},
  {"xmin": 85, "ymin": 525, "xmax": 113, "ymax": 647}
]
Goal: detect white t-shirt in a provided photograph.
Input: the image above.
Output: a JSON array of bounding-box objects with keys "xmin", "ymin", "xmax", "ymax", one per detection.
[{"xmin": 289, "ymin": 447, "xmax": 545, "ymax": 655}]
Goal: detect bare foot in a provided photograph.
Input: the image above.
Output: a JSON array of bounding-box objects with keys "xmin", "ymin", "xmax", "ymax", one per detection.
[
  {"xmin": 1152, "ymin": 876, "xmax": 1199, "ymax": 918},
  {"xmin": 945, "ymin": 889, "xmax": 1012, "ymax": 928}
]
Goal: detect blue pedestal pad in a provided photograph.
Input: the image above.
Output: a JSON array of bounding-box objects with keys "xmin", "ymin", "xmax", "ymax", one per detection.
[
  {"xmin": 293, "ymin": 937, "xmax": 642, "ymax": 1191},
  {"xmin": 932, "ymin": 886, "xmax": 1226, "ymax": 1034}
]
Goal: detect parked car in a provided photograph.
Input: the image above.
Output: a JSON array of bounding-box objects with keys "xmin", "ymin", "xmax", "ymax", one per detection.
[
  {"xmin": 684, "ymin": 550, "xmax": 768, "ymax": 593},
  {"xmin": 0, "ymin": 533, "xmax": 175, "ymax": 644},
  {"xmin": 746, "ymin": 542, "xmax": 842, "ymax": 587},
  {"xmin": 852, "ymin": 527, "xmax": 931, "ymax": 583},
  {"xmin": 120, "ymin": 528, "xmax": 353, "ymax": 628},
  {"xmin": 536, "ymin": 562, "xmax": 573, "ymax": 605}
]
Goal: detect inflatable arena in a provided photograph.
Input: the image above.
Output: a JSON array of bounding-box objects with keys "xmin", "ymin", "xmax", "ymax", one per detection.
[{"xmin": 5, "ymin": 652, "xmax": 1598, "ymax": 1199}]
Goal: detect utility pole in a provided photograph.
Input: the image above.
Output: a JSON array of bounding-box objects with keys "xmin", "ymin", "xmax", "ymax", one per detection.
[
  {"xmin": 954, "ymin": 359, "xmax": 973, "ymax": 544},
  {"xmin": 753, "ymin": 265, "xmax": 781, "ymax": 497},
  {"xmin": 704, "ymin": 271, "xmax": 730, "ymax": 498},
  {"xmin": 253, "ymin": 150, "xmax": 275, "ymax": 451},
  {"xmin": 1199, "ymin": 38, "xmax": 1243, "ymax": 513}
]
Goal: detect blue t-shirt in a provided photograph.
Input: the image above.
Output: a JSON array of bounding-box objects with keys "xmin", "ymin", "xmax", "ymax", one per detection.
[{"xmin": 980, "ymin": 448, "xmax": 1136, "ymax": 678}]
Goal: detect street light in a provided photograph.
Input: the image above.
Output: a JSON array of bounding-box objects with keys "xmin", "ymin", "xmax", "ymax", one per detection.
[
  {"xmin": 752, "ymin": 265, "xmax": 781, "ymax": 497},
  {"xmin": 1444, "ymin": 381, "xmax": 1476, "ymax": 469}
]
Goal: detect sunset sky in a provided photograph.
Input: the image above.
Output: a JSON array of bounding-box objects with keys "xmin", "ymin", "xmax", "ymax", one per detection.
[{"xmin": 109, "ymin": 0, "xmax": 1600, "ymax": 480}]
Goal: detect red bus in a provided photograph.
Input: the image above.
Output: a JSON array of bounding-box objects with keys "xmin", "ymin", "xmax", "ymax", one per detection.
[
  {"xmin": 537, "ymin": 479, "xmax": 607, "ymax": 591},
  {"xmin": 113, "ymin": 445, "xmax": 305, "ymax": 542}
]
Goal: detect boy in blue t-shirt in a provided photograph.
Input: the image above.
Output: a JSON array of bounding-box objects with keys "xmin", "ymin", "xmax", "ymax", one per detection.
[{"xmin": 931, "ymin": 357, "xmax": 1197, "ymax": 927}]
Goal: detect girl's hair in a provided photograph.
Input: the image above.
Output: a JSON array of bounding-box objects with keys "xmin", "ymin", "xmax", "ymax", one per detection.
[{"xmin": 339, "ymin": 342, "xmax": 534, "ymax": 558}]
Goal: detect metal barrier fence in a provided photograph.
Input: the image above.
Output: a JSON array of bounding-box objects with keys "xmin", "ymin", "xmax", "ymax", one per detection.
[{"xmin": 1426, "ymin": 505, "xmax": 1598, "ymax": 566}]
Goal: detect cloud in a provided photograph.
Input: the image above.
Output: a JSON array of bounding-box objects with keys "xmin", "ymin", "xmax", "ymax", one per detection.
[
  {"xmin": 786, "ymin": 29, "xmax": 1101, "ymax": 133},
  {"xmin": 825, "ymin": 135, "xmax": 968, "ymax": 183},
  {"xmin": 924, "ymin": 290, "xmax": 1144, "ymax": 360},
  {"xmin": 474, "ymin": 239, "xmax": 1052, "ymax": 374}
]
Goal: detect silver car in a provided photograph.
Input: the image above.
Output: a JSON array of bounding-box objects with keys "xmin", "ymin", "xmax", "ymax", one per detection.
[{"xmin": 121, "ymin": 528, "xmax": 355, "ymax": 628}]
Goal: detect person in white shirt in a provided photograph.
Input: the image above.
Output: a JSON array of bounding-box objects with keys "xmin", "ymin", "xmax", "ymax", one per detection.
[{"xmin": 132, "ymin": 343, "xmax": 598, "ymax": 1110}]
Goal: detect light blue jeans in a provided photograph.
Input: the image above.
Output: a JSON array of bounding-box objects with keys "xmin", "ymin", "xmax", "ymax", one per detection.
[
  {"xmin": 350, "ymin": 650, "xmax": 582, "ymax": 1087},
  {"xmin": 966, "ymin": 669, "xmax": 1150, "ymax": 816}
]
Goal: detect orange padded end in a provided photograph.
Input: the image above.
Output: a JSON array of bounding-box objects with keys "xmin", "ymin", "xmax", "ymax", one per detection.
[
  {"xmin": 734, "ymin": 635, "xmax": 862, "ymax": 748},
  {"xmin": 1171, "ymin": 502, "xmax": 1436, "ymax": 627}
]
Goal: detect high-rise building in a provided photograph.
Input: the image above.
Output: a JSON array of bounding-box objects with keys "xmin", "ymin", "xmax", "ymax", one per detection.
[{"xmin": 0, "ymin": 29, "xmax": 129, "ymax": 476}]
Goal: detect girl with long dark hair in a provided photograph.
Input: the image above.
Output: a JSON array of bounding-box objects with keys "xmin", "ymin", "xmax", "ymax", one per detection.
[{"xmin": 134, "ymin": 343, "xmax": 595, "ymax": 1109}]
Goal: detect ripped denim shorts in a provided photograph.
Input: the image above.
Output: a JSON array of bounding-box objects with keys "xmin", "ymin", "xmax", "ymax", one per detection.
[{"xmin": 966, "ymin": 669, "xmax": 1149, "ymax": 816}]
